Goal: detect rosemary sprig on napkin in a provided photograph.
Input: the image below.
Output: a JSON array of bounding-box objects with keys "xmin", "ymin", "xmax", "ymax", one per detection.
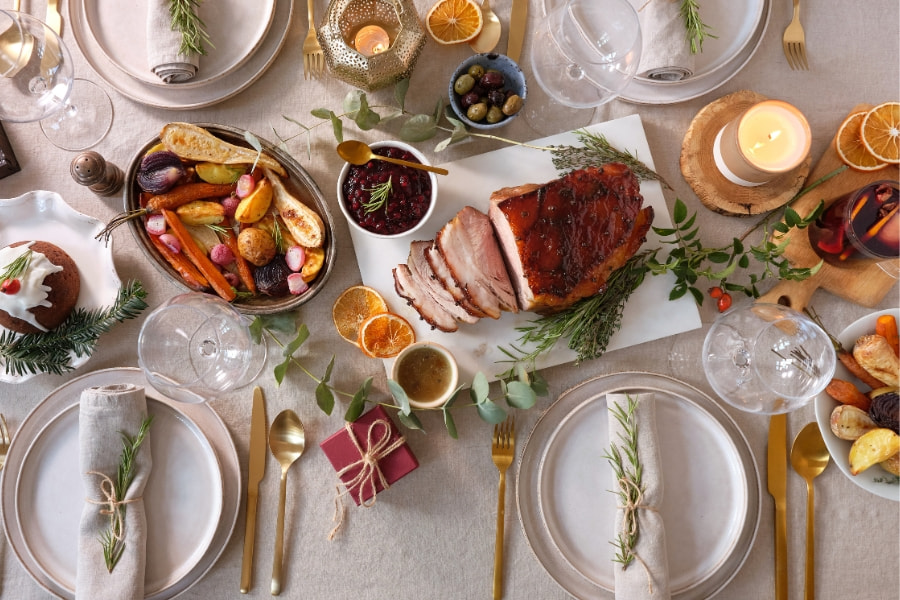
[
  {"xmin": 680, "ymin": 0, "xmax": 717, "ymax": 54},
  {"xmin": 603, "ymin": 395, "xmax": 643, "ymax": 567},
  {"xmin": 169, "ymin": 0, "xmax": 212, "ymax": 56}
]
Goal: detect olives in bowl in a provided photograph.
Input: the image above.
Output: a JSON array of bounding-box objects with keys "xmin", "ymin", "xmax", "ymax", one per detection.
[{"xmin": 448, "ymin": 53, "xmax": 526, "ymax": 130}]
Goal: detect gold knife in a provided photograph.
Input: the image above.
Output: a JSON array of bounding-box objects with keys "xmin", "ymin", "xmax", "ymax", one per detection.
[
  {"xmin": 39, "ymin": 0, "xmax": 62, "ymax": 79},
  {"xmin": 507, "ymin": 0, "xmax": 527, "ymax": 63},
  {"xmin": 240, "ymin": 386, "xmax": 267, "ymax": 594},
  {"xmin": 767, "ymin": 413, "xmax": 788, "ymax": 600},
  {"xmin": 45, "ymin": 0, "xmax": 62, "ymax": 35}
]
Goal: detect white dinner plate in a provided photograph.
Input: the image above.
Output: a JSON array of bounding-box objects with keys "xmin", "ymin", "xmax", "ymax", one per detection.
[
  {"xmin": 0, "ymin": 191, "xmax": 121, "ymax": 383},
  {"xmin": 517, "ymin": 372, "xmax": 761, "ymax": 599},
  {"xmin": 83, "ymin": 0, "xmax": 275, "ymax": 88},
  {"xmin": 69, "ymin": 0, "xmax": 293, "ymax": 109},
  {"xmin": 0, "ymin": 368, "xmax": 242, "ymax": 599},
  {"xmin": 814, "ymin": 308, "xmax": 900, "ymax": 502},
  {"xmin": 352, "ymin": 115, "xmax": 702, "ymax": 384}
]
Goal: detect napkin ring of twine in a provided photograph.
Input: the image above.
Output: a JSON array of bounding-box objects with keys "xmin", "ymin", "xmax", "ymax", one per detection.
[
  {"xmin": 617, "ymin": 476, "xmax": 659, "ymax": 595},
  {"xmin": 328, "ymin": 419, "xmax": 407, "ymax": 540},
  {"xmin": 85, "ymin": 471, "xmax": 141, "ymax": 542}
]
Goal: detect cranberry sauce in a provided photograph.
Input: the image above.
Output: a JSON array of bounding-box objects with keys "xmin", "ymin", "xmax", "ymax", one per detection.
[{"xmin": 342, "ymin": 146, "xmax": 432, "ymax": 235}]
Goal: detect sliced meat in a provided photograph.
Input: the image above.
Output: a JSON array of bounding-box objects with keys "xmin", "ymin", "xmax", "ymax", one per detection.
[
  {"xmin": 393, "ymin": 265, "xmax": 458, "ymax": 332},
  {"xmin": 408, "ymin": 241, "xmax": 480, "ymax": 325},
  {"xmin": 489, "ymin": 164, "xmax": 653, "ymax": 314},
  {"xmin": 424, "ymin": 243, "xmax": 488, "ymax": 318}
]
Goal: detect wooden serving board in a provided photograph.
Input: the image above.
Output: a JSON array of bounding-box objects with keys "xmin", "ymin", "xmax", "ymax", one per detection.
[{"xmin": 757, "ymin": 104, "xmax": 899, "ymax": 310}]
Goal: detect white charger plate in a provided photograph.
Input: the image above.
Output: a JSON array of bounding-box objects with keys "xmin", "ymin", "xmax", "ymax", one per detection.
[
  {"xmin": 0, "ymin": 368, "xmax": 242, "ymax": 599},
  {"xmin": 517, "ymin": 372, "xmax": 761, "ymax": 599},
  {"xmin": 83, "ymin": 0, "xmax": 275, "ymax": 88},
  {"xmin": 0, "ymin": 191, "xmax": 121, "ymax": 383},
  {"xmin": 814, "ymin": 308, "xmax": 900, "ymax": 502}
]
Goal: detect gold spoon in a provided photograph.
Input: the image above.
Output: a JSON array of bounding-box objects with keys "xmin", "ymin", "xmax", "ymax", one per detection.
[
  {"xmin": 337, "ymin": 140, "xmax": 449, "ymax": 176},
  {"xmin": 268, "ymin": 409, "xmax": 306, "ymax": 596},
  {"xmin": 469, "ymin": 0, "xmax": 501, "ymax": 53},
  {"xmin": 790, "ymin": 422, "xmax": 830, "ymax": 600},
  {"xmin": 0, "ymin": 2, "xmax": 35, "ymax": 78}
]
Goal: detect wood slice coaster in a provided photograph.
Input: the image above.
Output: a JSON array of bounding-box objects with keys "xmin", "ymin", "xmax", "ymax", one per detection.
[{"xmin": 680, "ymin": 90, "xmax": 811, "ymax": 216}]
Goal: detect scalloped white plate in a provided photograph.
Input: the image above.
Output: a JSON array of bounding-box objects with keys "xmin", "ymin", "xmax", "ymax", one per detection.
[{"xmin": 0, "ymin": 191, "xmax": 121, "ymax": 383}]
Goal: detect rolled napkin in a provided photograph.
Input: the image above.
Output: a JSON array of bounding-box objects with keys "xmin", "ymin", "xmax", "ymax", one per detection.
[
  {"xmin": 606, "ymin": 392, "xmax": 670, "ymax": 600},
  {"xmin": 76, "ymin": 384, "xmax": 152, "ymax": 600},
  {"xmin": 629, "ymin": 0, "xmax": 694, "ymax": 81},
  {"xmin": 147, "ymin": 0, "xmax": 199, "ymax": 83}
]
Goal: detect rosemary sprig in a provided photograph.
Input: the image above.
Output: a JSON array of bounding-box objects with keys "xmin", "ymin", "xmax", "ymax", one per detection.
[
  {"xmin": 169, "ymin": 0, "xmax": 212, "ymax": 56},
  {"xmin": 602, "ymin": 395, "xmax": 643, "ymax": 567},
  {"xmin": 1, "ymin": 248, "xmax": 32, "ymax": 281},
  {"xmin": 0, "ymin": 280, "xmax": 148, "ymax": 376},
  {"xmin": 362, "ymin": 177, "xmax": 393, "ymax": 214},
  {"xmin": 100, "ymin": 416, "xmax": 153, "ymax": 573},
  {"xmin": 680, "ymin": 0, "xmax": 717, "ymax": 54},
  {"xmin": 549, "ymin": 131, "xmax": 669, "ymax": 189}
]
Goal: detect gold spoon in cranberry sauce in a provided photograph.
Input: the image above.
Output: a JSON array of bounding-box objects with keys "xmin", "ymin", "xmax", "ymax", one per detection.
[{"xmin": 337, "ymin": 140, "xmax": 449, "ymax": 176}]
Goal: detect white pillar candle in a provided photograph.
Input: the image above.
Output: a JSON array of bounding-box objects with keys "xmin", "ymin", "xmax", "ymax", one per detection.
[
  {"xmin": 353, "ymin": 25, "xmax": 391, "ymax": 57},
  {"xmin": 712, "ymin": 100, "xmax": 811, "ymax": 187}
]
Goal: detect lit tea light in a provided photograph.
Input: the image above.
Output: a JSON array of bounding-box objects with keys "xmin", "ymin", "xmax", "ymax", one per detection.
[
  {"xmin": 713, "ymin": 100, "xmax": 811, "ymax": 186},
  {"xmin": 354, "ymin": 25, "xmax": 391, "ymax": 57}
]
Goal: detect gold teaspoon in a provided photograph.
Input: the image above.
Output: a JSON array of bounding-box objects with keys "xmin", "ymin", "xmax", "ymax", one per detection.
[
  {"xmin": 337, "ymin": 140, "xmax": 449, "ymax": 176},
  {"xmin": 790, "ymin": 422, "xmax": 830, "ymax": 600},
  {"xmin": 469, "ymin": 0, "xmax": 501, "ymax": 53},
  {"xmin": 268, "ymin": 409, "xmax": 306, "ymax": 596}
]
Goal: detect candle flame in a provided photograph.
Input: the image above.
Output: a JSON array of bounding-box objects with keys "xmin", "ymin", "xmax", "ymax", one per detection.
[{"xmin": 748, "ymin": 129, "xmax": 783, "ymax": 155}]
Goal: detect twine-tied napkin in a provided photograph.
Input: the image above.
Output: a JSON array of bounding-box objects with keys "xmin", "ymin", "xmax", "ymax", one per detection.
[
  {"xmin": 607, "ymin": 392, "xmax": 670, "ymax": 600},
  {"xmin": 630, "ymin": 0, "xmax": 695, "ymax": 81},
  {"xmin": 76, "ymin": 384, "xmax": 152, "ymax": 600},
  {"xmin": 147, "ymin": 0, "xmax": 199, "ymax": 83}
]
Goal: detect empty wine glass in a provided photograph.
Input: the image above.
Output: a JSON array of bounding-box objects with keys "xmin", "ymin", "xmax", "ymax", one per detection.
[
  {"xmin": 0, "ymin": 9, "xmax": 112, "ymax": 151},
  {"xmin": 702, "ymin": 302, "xmax": 837, "ymax": 414},
  {"xmin": 138, "ymin": 293, "xmax": 268, "ymax": 404},
  {"xmin": 525, "ymin": 0, "xmax": 641, "ymax": 135}
]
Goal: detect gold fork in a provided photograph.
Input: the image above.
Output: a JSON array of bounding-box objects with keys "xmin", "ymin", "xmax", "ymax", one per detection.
[
  {"xmin": 302, "ymin": 0, "xmax": 325, "ymax": 79},
  {"xmin": 782, "ymin": 0, "xmax": 808, "ymax": 70},
  {"xmin": 491, "ymin": 416, "xmax": 515, "ymax": 600},
  {"xmin": 0, "ymin": 414, "xmax": 10, "ymax": 472}
]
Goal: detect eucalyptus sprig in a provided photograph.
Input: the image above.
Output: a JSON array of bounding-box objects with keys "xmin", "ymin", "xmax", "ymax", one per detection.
[
  {"xmin": 363, "ymin": 177, "xmax": 393, "ymax": 214},
  {"xmin": 0, "ymin": 280, "xmax": 148, "ymax": 376},
  {"xmin": 1, "ymin": 248, "xmax": 32, "ymax": 281},
  {"xmin": 602, "ymin": 395, "xmax": 642, "ymax": 567},
  {"xmin": 680, "ymin": 0, "xmax": 717, "ymax": 54},
  {"xmin": 169, "ymin": 0, "xmax": 212, "ymax": 56}
]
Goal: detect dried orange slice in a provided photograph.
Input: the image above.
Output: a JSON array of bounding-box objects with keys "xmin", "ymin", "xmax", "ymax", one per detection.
[
  {"xmin": 358, "ymin": 312, "xmax": 415, "ymax": 358},
  {"xmin": 426, "ymin": 0, "xmax": 483, "ymax": 45},
  {"xmin": 861, "ymin": 101, "xmax": 900, "ymax": 164},
  {"xmin": 835, "ymin": 111, "xmax": 888, "ymax": 171},
  {"xmin": 332, "ymin": 285, "xmax": 389, "ymax": 346}
]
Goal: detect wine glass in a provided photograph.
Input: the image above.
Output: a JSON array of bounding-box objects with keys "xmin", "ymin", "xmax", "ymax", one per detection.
[
  {"xmin": 137, "ymin": 293, "xmax": 268, "ymax": 404},
  {"xmin": 0, "ymin": 9, "xmax": 112, "ymax": 151},
  {"xmin": 525, "ymin": 0, "xmax": 641, "ymax": 136},
  {"xmin": 702, "ymin": 302, "xmax": 837, "ymax": 414}
]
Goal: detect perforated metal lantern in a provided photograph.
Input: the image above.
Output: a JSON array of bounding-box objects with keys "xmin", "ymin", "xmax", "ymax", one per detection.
[{"xmin": 317, "ymin": 0, "xmax": 427, "ymax": 91}]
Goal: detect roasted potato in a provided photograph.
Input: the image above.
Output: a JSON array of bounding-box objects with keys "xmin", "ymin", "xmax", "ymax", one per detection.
[
  {"xmin": 849, "ymin": 428, "xmax": 900, "ymax": 475},
  {"xmin": 831, "ymin": 404, "xmax": 878, "ymax": 441},
  {"xmin": 853, "ymin": 334, "xmax": 900, "ymax": 387}
]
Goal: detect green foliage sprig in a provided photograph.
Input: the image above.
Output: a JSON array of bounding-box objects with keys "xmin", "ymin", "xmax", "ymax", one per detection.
[
  {"xmin": 1, "ymin": 248, "xmax": 32, "ymax": 281},
  {"xmin": 0, "ymin": 280, "xmax": 148, "ymax": 376},
  {"xmin": 363, "ymin": 177, "xmax": 393, "ymax": 214},
  {"xmin": 169, "ymin": 0, "xmax": 212, "ymax": 56},
  {"xmin": 680, "ymin": 0, "xmax": 717, "ymax": 54},
  {"xmin": 602, "ymin": 395, "xmax": 642, "ymax": 567},
  {"xmin": 548, "ymin": 131, "xmax": 669, "ymax": 188}
]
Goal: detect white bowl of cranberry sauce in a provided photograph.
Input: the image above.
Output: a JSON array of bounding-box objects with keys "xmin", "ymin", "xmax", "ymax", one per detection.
[{"xmin": 337, "ymin": 141, "xmax": 437, "ymax": 239}]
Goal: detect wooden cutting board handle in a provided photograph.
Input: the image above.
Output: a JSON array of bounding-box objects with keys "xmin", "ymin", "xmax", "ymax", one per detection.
[{"xmin": 756, "ymin": 277, "xmax": 823, "ymax": 313}]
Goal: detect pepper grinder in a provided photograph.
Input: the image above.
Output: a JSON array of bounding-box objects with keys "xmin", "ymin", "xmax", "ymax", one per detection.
[{"xmin": 70, "ymin": 151, "xmax": 124, "ymax": 196}]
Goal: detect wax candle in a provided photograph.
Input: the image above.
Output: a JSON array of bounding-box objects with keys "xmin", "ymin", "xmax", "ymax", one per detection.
[
  {"xmin": 354, "ymin": 25, "xmax": 391, "ymax": 57},
  {"xmin": 713, "ymin": 100, "xmax": 811, "ymax": 187}
]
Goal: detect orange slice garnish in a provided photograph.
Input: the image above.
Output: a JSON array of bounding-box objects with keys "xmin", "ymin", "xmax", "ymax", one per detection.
[
  {"xmin": 358, "ymin": 312, "xmax": 415, "ymax": 358},
  {"xmin": 332, "ymin": 285, "xmax": 389, "ymax": 346}
]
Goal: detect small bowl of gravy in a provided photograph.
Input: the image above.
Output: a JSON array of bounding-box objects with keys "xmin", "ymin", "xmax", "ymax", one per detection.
[{"xmin": 391, "ymin": 341, "xmax": 459, "ymax": 409}]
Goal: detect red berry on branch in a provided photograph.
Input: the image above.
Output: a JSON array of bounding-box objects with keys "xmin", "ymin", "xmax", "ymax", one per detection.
[
  {"xmin": 708, "ymin": 286, "xmax": 724, "ymax": 299},
  {"xmin": 717, "ymin": 293, "xmax": 733, "ymax": 312},
  {"xmin": 1, "ymin": 278, "xmax": 21, "ymax": 294}
]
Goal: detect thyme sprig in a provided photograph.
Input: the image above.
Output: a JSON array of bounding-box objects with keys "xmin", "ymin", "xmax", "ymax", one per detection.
[
  {"xmin": 1, "ymin": 248, "xmax": 32, "ymax": 281},
  {"xmin": 98, "ymin": 416, "xmax": 153, "ymax": 573},
  {"xmin": 0, "ymin": 280, "xmax": 148, "ymax": 376},
  {"xmin": 363, "ymin": 177, "xmax": 393, "ymax": 214},
  {"xmin": 602, "ymin": 395, "xmax": 642, "ymax": 567},
  {"xmin": 169, "ymin": 0, "xmax": 212, "ymax": 56},
  {"xmin": 549, "ymin": 131, "xmax": 669, "ymax": 188},
  {"xmin": 680, "ymin": 0, "xmax": 717, "ymax": 54}
]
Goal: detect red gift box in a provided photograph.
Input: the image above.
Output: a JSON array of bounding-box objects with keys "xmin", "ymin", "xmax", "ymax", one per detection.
[{"xmin": 319, "ymin": 405, "xmax": 419, "ymax": 506}]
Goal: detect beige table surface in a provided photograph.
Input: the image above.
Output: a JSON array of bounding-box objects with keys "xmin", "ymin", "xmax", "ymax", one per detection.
[{"xmin": 1, "ymin": 0, "xmax": 898, "ymax": 598}]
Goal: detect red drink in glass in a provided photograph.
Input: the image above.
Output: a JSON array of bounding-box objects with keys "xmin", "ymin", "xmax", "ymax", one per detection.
[{"xmin": 808, "ymin": 180, "xmax": 899, "ymax": 268}]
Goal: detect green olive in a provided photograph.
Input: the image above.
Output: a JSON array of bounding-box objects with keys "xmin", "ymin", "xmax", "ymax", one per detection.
[
  {"xmin": 454, "ymin": 74, "xmax": 475, "ymax": 95},
  {"xmin": 467, "ymin": 64, "xmax": 486, "ymax": 79},
  {"xmin": 502, "ymin": 94, "xmax": 524, "ymax": 116},
  {"xmin": 486, "ymin": 105, "xmax": 504, "ymax": 124},
  {"xmin": 466, "ymin": 102, "xmax": 488, "ymax": 122}
]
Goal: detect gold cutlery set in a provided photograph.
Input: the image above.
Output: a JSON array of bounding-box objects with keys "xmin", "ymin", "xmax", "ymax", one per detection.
[
  {"xmin": 491, "ymin": 416, "xmax": 515, "ymax": 600},
  {"xmin": 782, "ymin": 0, "xmax": 809, "ymax": 70}
]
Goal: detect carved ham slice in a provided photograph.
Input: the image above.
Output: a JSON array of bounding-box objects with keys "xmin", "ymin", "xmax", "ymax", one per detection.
[
  {"xmin": 393, "ymin": 265, "xmax": 459, "ymax": 332},
  {"xmin": 408, "ymin": 241, "xmax": 480, "ymax": 325},
  {"xmin": 424, "ymin": 244, "xmax": 488, "ymax": 318}
]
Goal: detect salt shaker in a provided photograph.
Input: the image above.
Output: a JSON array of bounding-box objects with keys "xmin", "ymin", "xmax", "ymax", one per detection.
[{"xmin": 70, "ymin": 151, "xmax": 124, "ymax": 196}]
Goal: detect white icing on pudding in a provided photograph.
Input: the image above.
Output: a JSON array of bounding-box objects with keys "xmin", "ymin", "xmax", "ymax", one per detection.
[{"xmin": 0, "ymin": 242, "xmax": 63, "ymax": 332}]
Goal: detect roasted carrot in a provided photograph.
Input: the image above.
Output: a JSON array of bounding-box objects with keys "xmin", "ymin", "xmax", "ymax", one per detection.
[
  {"xmin": 825, "ymin": 378, "xmax": 872, "ymax": 412},
  {"xmin": 149, "ymin": 233, "xmax": 209, "ymax": 291},
  {"xmin": 875, "ymin": 314, "xmax": 899, "ymax": 357},
  {"xmin": 221, "ymin": 217, "xmax": 256, "ymax": 294},
  {"xmin": 146, "ymin": 183, "xmax": 233, "ymax": 213},
  {"xmin": 162, "ymin": 209, "xmax": 237, "ymax": 302},
  {"xmin": 806, "ymin": 306, "xmax": 886, "ymax": 389}
]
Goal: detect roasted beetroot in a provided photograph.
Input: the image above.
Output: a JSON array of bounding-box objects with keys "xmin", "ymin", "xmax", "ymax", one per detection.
[
  {"xmin": 869, "ymin": 391, "xmax": 899, "ymax": 433},
  {"xmin": 253, "ymin": 254, "xmax": 291, "ymax": 296}
]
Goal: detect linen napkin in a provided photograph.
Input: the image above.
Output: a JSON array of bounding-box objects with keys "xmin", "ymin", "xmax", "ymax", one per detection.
[
  {"xmin": 607, "ymin": 392, "xmax": 670, "ymax": 600},
  {"xmin": 629, "ymin": 0, "xmax": 694, "ymax": 81},
  {"xmin": 147, "ymin": 0, "xmax": 199, "ymax": 83},
  {"xmin": 76, "ymin": 384, "xmax": 152, "ymax": 600}
]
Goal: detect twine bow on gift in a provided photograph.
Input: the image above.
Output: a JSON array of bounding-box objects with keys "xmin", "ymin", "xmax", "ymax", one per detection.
[
  {"xmin": 85, "ymin": 471, "xmax": 141, "ymax": 545},
  {"xmin": 328, "ymin": 419, "xmax": 407, "ymax": 540}
]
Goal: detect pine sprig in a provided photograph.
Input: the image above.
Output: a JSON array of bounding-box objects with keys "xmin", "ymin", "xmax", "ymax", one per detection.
[
  {"xmin": 0, "ymin": 280, "xmax": 148, "ymax": 376},
  {"xmin": 549, "ymin": 131, "xmax": 670, "ymax": 188},
  {"xmin": 602, "ymin": 395, "xmax": 643, "ymax": 567},
  {"xmin": 680, "ymin": 0, "xmax": 717, "ymax": 54},
  {"xmin": 169, "ymin": 0, "xmax": 212, "ymax": 56}
]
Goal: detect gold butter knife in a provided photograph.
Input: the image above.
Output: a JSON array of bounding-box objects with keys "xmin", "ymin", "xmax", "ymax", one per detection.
[
  {"xmin": 45, "ymin": 0, "xmax": 61, "ymax": 35},
  {"xmin": 507, "ymin": 0, "xmax": 527, "ymax": 63},
  {"xmin": 767, "ymin": 413, "xmax": 788, "ymax": 600},
  {"xmin": 240, "ymin": 386, "xmax": 267, "ymax": 594}
]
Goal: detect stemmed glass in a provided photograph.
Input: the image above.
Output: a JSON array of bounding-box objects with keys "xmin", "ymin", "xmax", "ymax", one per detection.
[
  {"xmin": 137, "ymin": 293, "xmax": 268, "ymax": 404},
  {"xmin": 702, "ymin": 302, "xmax": 837, "ymax": 414},
  {"xmin": 0, "ymin": 9, "xmax": 113, "ymax": 151},
  {"xmin": 525, "ymin": 0, "xmax": 642, "ymax": 136}
]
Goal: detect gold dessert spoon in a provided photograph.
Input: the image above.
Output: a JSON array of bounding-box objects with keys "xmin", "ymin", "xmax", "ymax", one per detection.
[
  {"xmin": 337, "ymin": 140, "xmax": 449, "ymax": 176},
  {"xmin": 268, "ymin": 409, "xmax": 306, "ymax": 596},
  {"xmin": 790, "ymin": 422, "xmax": 830, "ymax": 600},
  {"xmin": 469, "ymin": 0, "xmax": 501, "ymax": 53}
]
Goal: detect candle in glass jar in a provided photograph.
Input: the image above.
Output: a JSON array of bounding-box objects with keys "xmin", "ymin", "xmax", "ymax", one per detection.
[
  {"xmin": 713, "ymin": 100, "xmax": 811, "ymax": 186},
  {"xmin": 354, "ymin": 25, "xmax": 391, "ymax": 57}
]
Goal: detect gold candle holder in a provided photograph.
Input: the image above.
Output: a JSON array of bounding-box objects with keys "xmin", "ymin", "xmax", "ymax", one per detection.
[{"xmin": 317, "ymin": 0, "xmax": 426, "ymax": 91}]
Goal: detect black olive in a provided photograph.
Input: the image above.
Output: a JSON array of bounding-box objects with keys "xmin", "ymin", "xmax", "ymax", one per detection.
[
  {"xmin": 488, "ymin": 90, "xmax": 506, "ymax": 107},
  {"xmin": 479, "ymin": 71, "xmax": 504, "ymax": 89},
  {"xmin": 460, "ymin": 91, "xmax": 480, "ymax": 109},
  {"xmin": 869, "ymin": 391, "xmax": 899, "ymax": 433},
  {"xmin": 254, "ymin": 255, "xmax": 291, "ymax": 296}
]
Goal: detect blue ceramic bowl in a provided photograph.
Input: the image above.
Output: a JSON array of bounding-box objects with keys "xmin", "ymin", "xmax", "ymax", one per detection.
[{"xmin": 447, "ymin": 53, "xmax": 526, "ymax": 130}]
